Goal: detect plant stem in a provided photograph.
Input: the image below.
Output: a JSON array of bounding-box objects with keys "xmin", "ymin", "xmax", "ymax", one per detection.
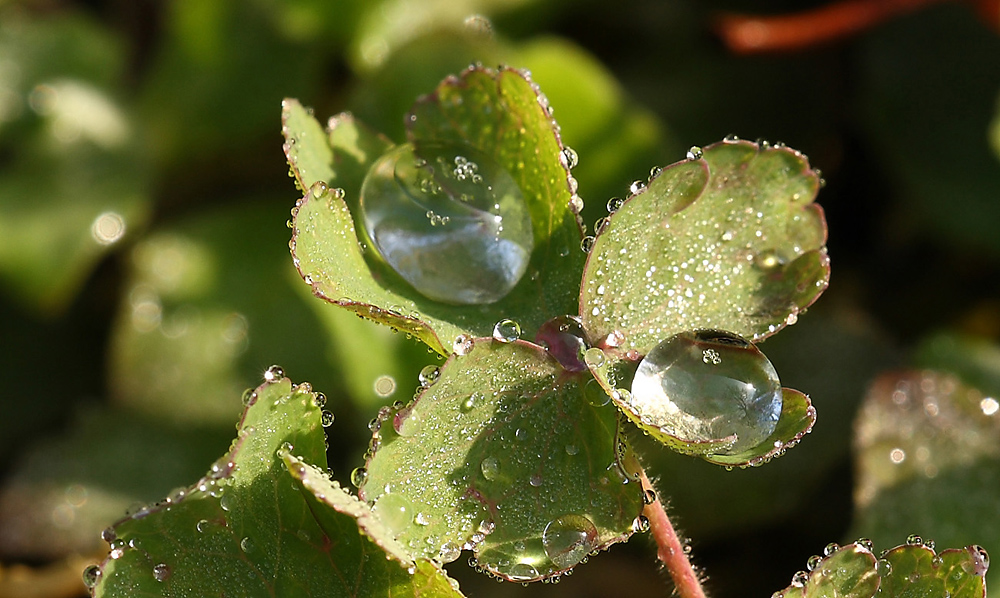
[{"xmin": 640, "ymin": 469, "xmax": 707, "ymax": 598}]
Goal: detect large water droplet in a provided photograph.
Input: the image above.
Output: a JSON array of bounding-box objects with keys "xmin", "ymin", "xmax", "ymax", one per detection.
[
  {"xmin": 534, "ymin": 315, "xmax": 587, "ymax": 372},
  {"xmin": 359, "ymin": 143, "xmax": 534, "ymax": 304},
  {"xmin": 542, "ymin": 515, "xmax": 599, "ymax": 569},
  {"xmin": 630, "ymin": 330, "xmax": 782, "ymax": 454}
]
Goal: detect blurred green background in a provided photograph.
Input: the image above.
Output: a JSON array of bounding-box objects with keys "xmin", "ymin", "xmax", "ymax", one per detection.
[{"xmin": 1, "ymin": 0, "xmax": 999, "ymax": 596}]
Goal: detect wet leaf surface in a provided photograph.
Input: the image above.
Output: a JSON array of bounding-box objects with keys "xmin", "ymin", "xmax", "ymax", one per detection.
[
  {"xmin": 93, "ymin": 376, "xmax": 460, "ymax": 597},
  {"xmin": 580, "ymin": 139, "xmax": 828, "ymax": 356},
  {"xmin": 289, "ymin": 67, "xmax": 585, "ymax": 355},
  {"xmin": 774, "ymin": 540, "xmax": 987, "ymax": 598},
  {"xmin": 361, "ymin": 340, "xmax": 643, "ymax": 582}
]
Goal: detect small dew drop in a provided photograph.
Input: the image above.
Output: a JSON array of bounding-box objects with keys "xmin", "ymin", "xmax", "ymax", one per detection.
[
  {"xmin": 321, "ymin": 410, "xmax": 335, "ymax": 427},
  {"xmin": 264, "ymin": 365, "xmax": 284, "ymax": 383},
  {"xmin": 529, "ymin": 473, "xmax": 543, "ymax": 487},
  {"xmin": 481, "ymin": 457, "xmax": 499, "ymax": 481},
  {"xmin": 453, "ymin": 334, "xmax": 475, "ymax": 355},
  {"xmin": 643, "ymin": 489, "xmax": 657, "ymax": 504},
  {"xmin": 632, "ymin": 515, "xmax": 650, "ymax": 533},
  {"xmin": 580, "ymin": 236, "xmax": 595, "ymax": 253},
  {"xmin": 686, "ymin": 146, "xmax": 703, "ymax": 160},
  {"xmin": 824, "ymin": 543, "xmax": 840, "ymax": 556},
  {"xmin": 493, "ymin": 319, "xmax": 521, "ymax": 343},
  {"xmin": 906, "ymin": 534, "xmax": 923, "ymax": 546},
  {"xmin": 418, "ymin": 365, "xmax": 441, "ymax": 388},
  {"xmin": 559, "ymin": 147, "xmax": 579, "ymax": 169},
  {"xmin": 584, "ymin": 347, "xmax": 606, "ymax": 368},
  {"xmin": 351, "ymin": 467, "xmax": 367, "ymax": 488},
  {"xmin": 310, "ymin": 180, "xmax": 329, "ymax": 199},
  {"xmin": 607, "ymin": 197, "xmax": 624, "ymax": 213},
  {"xmin": 152, "ymin": 563, "xmax": 171, "ymax": 582},
  {"xmin": 876, "ymin": 559, "xmax": 892, "ymax": 577},
  {"xmin": 542, "ymin": 515, "xmax": 599, "ymax": 569},
  {"xmin": 439, "ymin": 542, "xmax": 462, "ymax": 563},
  {"xmin": 83, "ymin": 565, "xmax": 102, "ymax": 589},
  {"xmin": 240, "ymin": 536, "xmax": 255, "ymax": 554},
  {"xmin": 629, "ymin": 180, "xmax": 646, "ymax": 195}
]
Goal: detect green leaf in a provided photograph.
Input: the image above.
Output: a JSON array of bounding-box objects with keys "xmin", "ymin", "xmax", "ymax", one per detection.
[
  {"xmin": 851, "ymin": 369, "xmax": 1000, "ymax": 590},
  {"xmin": 360, "ymin": 339, "xmax": 644, "ymax": 582},
  {"xmin": 773, "ymin": 541, "xmax": 987, "ymax": 598},
  {"xmin": 290, "ymin": 67, "xmax": 585, "ymax": 355},
  {"xmin": 282, "ymin": 453, "xmax": 465, "ymax": 598},
  {"xmin": 108, "ymin": 201, "xmax": 338, "ymax": 426},
  {"xmin": 0, "ymin": 408, "xmax": 230, "ymax": 560},
  {"xmin": 282, "ymin": 99, "xmax": 335, "ymax": 194},
  {"xmin": 579, "ymin": 139, "xmax": 829, "ymax": 356},
  {"xmin": 93, "ymin": 375, "xmax": 454, "ymax": 597}
]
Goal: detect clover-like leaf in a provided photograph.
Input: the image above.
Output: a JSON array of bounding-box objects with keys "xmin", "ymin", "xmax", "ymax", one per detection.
[
  {"xmin": 288, "ymin": 66, "xmax": 585, "ymax": 356},
  {"xmin": 91, "ymin": 374, "xmax": 460, "ymax": 597},
  {"xmin": 773, "ymin": 540, "xmax": 987, "ymax": 598},
  {"xmin": 360, "ymin": 339, "xmax": 644, "ymax": 582},
  {"xmin": 580, "ymin": 139, "xmax": 829, "ymax": 355}
]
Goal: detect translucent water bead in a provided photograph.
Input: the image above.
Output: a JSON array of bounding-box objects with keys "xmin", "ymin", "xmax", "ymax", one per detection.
[
  {"xmin": 359, "ymin": 143, "xmax": 534, "ymax": 305},
  {"xmin": 630, "ymin": 330, "xmax": 782, "ymax": 454}
]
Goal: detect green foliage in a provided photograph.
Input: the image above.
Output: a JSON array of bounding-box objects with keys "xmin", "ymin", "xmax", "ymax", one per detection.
[
  {"xmin": 2, "ymin": 2, "xmax": 999, "ymax": 598},
  {"xmin": 362, "ymin": 340, "xmax": 642, "ymax": 581}
]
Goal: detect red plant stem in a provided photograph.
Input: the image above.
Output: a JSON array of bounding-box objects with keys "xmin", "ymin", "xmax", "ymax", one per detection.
[
  {"xmin": 640, "ymin": 469, "xmax": 707, "ymax": 598},
  {"xmin": 715, "ymin": 0, "xmax": 955, "ymax": 53}
]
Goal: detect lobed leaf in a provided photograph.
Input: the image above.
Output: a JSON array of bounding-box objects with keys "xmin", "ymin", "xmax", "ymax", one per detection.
[
  {"xmin": 288, "ymin": 67, "xmax": 585, "ymax": 356},
  {"xmin": 579, "ymin": 138, "xmax": 829, "ymax": 356},
  {"xmin": 92, "ymin": 375, "xmax": 460, "ymax": 597},
  {"xmin": 774, "ymin": 540, "xmax": 987, "ymax": 598},
  {"xmin": 360, "ymin": 339, "xmax": 644, "ymax": 582}
]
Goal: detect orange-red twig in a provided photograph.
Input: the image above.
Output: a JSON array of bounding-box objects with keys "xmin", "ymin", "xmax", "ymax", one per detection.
[{"xmin": 715, "ymin": 0, "xmax": 955, "ymax": 53}]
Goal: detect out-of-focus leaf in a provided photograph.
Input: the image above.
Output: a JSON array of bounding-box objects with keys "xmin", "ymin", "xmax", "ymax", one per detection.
[
  {"xmin": 859, "ymin": 5, "xmax": 1000, "ymax": 255},
  {"xmin": 109, "ymin": 201, "xmax": 336, "ymax": 425},
  {"xmin": 361, "ymin": 339, "xmax": 644, "ymax": 582},
  {"xmin": 515, "ymin": 36, "xmax": 669, "ymax": 217},
  {"xmin": 773, "ymin": 540, "xmax": 987, "ymax": 598},
  {"xmin": 0, "ymin": 408, "xmax": 231, "ymax": 560},
  {"xmin": 291, "ymin": 67, "xmax": 584, "ymax": 355},
  {"xmin": 851, "ymin": 370, "xmax": 1000, "ymax": 590},
  {"xmin": 138, "ymin": 0, "xmax": 321, "ymax": 164},
  {"xmin": 347, "ymin": 0, "xmax": 538, "ymax": 73},
  {"xmin": 0, "ymin": 10, "xmax": 150, "ymax": 313}
]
